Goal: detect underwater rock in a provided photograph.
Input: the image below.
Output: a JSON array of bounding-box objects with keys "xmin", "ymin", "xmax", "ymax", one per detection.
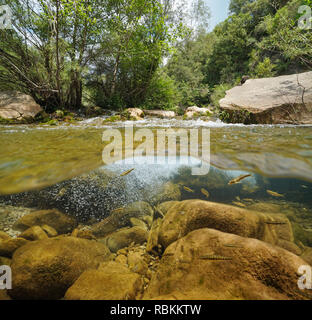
[
  {"xmin": 157, "ymin": 201, "xmax": 180, "ymax": 216},
  {"xmin": 8, "ymin": 237, "xmax": 112, "ymax": 300},
  {"xmin": 130, "ymin": 218, "xmax": 148, "ymax": 230},
  {"xmin": 71, "ymin": 228, "xmax": 96, "ymax": 240},
  {"xmin": 0, "ymin": 231, "xmax": 11, "ymax": 240},
  {"xmin": 149, "ymin": 182, "xmax": 181, "ymax": 205},
  {"xmin": 100, "ymin": 226, "xmax": 148, "ymax": 253},
  {"xmin": 41, "ymin": 224, "xmax": 58, "ymax": 237},
  {"xmin": 144, "ymin": 228, "xmax": 310, "ymax": 300},
  {"xmin": 146, "ymin": 218, "xmax": 162, "ymax": 254},
  {"xmin": 0, "ymin": 256, "xmax": 11, "ymax": 266},
  {"xmin": 65, "ymin": 261, "xmax": 143, "ymax": 300},
  {"xmin": 13, "ymin": 209, "xmax": 77, "ymax": 234},
  {"xmin": 157, "ymin": 200, "xmax": 300, "ymax": 255},
  {"xmin": 0, "ymin": 290, "xmax": 11, "ymax": 300},
  {"xmin": 20, "ymin": 226, "xmax": 49, "ymax": 241},
  {"xmin": 142, "ymin": 215, "xmax": 153, "ymax": 229},
  {"xmin": 127, "ymin": 251, "xmax": 148, "ymax": 276},
  {"xmin": 0, "ymin": 237, "xmax": 29, "ymax": 257},
  {"xmin": 90, "ymin": 201, "xmax": 153, "ymax": 237}
]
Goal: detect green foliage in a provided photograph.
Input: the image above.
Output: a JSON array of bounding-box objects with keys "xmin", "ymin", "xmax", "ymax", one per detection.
[
  {"xmin": 219, "ymin": 109, "xmax": 252, "ymax": 124},
  {"xmin": 210, "ymin": 84, "xmax": 232, "ymax": 108},
  {"xmin": 142, "ymin": 71, "xmax": 180, "ymax": 110},
  {"xmin": 0, "ymin": 0, "xmax": 187, "ymax": 112},
  {"xmin": 164, "ymin": 0, "xmax": 311, "ymax": 113}
]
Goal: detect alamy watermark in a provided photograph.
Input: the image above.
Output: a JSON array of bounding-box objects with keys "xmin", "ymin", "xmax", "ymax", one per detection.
[
  {"xmin": 298, "ymin": 5, "xmax": 312, "ymax": 29},
  {"xmin": 0, "ymin": 5, "xmax": 12, "ymax": 30},
  {"xmin": 0, "ymin": 265, "xmax": 11, "ymax": 290},
  {"xmin": 102, "ymin": 126, "xmax": 210, "ymax": 176}
]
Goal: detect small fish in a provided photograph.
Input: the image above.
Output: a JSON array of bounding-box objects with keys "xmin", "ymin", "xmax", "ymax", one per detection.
[
  {"xmin": 235, "ymin": 196, "xmax": 241, "ymax": 201},
  {"xmin": 301, "ymin": 185, "xmax": 308, "ymax": 189},
  {"xmin": 243, "ymin": 198, "xmax": 254, "ymax": 202},
  {"xmin": 265, "ymin": 221, "xmax": 287, "ymax": 225},
  {"xmin": 223, "ymin": 244, "xmax": 243, "ymax": 248},
  {"xmin": 201, "ymin": 188, "xmax": 210, "ymax": 198},
  {"xmin": 232, "ymin": 201, "xmax": 246, "ymax": 208},
  {"xmin": 266, "ymin": 190, "xmax": 284, "ymax": 198},
  {"xmin": 199, "ymin": 255, "xmax": 232, "ymax": 261},
  {"xmin": 228, "ymin": 174, "xmax": 252, "ymax": 185},
  {"xmin": 55, "ymin": 188, "xmax": 66, "ymax": 198},
  {"xmin": 111, "ymin": 207, "xmax": 124, "ymax": 214},
  {"xmin": 183, "ymin": 186, "xmax": 195, "ymax": 193},
  {"xmin": 120, "ymin": 168, "xmax": 135, "ymax": 177}
]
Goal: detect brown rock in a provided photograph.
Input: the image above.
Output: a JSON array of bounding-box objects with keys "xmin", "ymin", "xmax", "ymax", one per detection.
[
  {"xmin": 41, "ymin": 225, "xmax": 58, "ymax": 237},
  {"xmin": 0, "ymin": 231, "xmax": 11, "ymax": 241},
  {"xmin": 156, "ymin": 200, "xmax": 300, "ymax": 255},
  {"xmin": 0, "ymin": 238, "xmax": 30, "ymax": 257},
  {"xmin": 91, "ymin": 201, "xmax": 153, "ymax": 237},
  {"xmin": 146, "ymin": 218, "xmax": 162, "ymax": 254},
  {"xmin": 150, "ymin": 182, "xmax": 181, "ymax": 205},
  {"xmin": 127, "ymin": 251, "xmax": 148, "ymax": 275},
  {"xmin": 144, "ymin": 228, "xmax": 310, "ymax": 300},
  {"xmin": 13, "ymin": 209, "xmax": 77, "ymax": 234},
  {"xmin": 8, "ymin": 237, "xmax": 112, "ymax": 300},
  {"xmin": 20, "ymin": 226, "xmax": 49, "ymax": 241},
  {"xmin": 157, "ymin": 201, "xmax": 180, "ymax": 215},
  {"xmin": 102, "ymin": 227, "xmax": 148, "ymax": 253},
  {"xmin": 65, "ymin": 261, "xmax": 143, "ymax": 300},
  {"xmin": 0, "ymin": 256, "xmax": 11, "ymax": 266},
  {"xmin": 130, "ymin": 218, "xmax": 148, "ymax": 230}
]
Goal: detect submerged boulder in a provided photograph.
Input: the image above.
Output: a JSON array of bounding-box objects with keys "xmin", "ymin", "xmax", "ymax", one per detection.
[
  {"xmin": 90, "ymin": 201, "xmax": 153, "ymax": 237},
  {"xmin": 13, "ymin": 209, "xmax": 77, "ymax": 234},
  {"xmin": 9, "ymin": 237, "xmax": 112, "ymax": 300},
  {"xmin": 65, "ymin": 261, "xmax": 143, "ymax": 300},
  {"xmin": 156, "ymin": 200, "xmax": 300, "ymax": 255},
  {"xmin": 0, "ymin": 91, "xmax": 42, "ymax": 121},
  {"xmin": 144, "ymin": 228, "xmax": 309, "ymax": 300},
  {"xmin": 100, "ymin": 226, "xmax": 148, "ymax": 253},
  {"xmin": 148, "ymin": 182, "xmax": 181, "ymax": 205},
  {"xmin": 0, "ymin": 237, "xmax": 30, "ymax": 257},
  {"xmin": 219, "ymin": 71, "xmax": 312, "ymax": 124}
]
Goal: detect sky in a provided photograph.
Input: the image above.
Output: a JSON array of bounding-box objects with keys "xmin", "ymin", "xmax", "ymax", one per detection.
[{"xmin": 206, "ymin": 0, "xmax": 231, "ymax": 30}]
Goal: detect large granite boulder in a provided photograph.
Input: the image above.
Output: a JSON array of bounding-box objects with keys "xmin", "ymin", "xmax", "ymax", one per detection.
[
  {"xmin": 219, "ymin": 72, "xmax": 312, "ymax": 124},
  {"xmin": 144, "ymin": 228, "xmax": 310, "ymax": 300},
  {"xmin": 0, "ymin": 91, "xmax": 42, "ymax": 121}
]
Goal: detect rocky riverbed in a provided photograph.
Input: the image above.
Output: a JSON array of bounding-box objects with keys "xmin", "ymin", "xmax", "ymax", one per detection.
[{"xmin": 1, "ymin": 196, "xmax": 312, "ymax": 300}]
